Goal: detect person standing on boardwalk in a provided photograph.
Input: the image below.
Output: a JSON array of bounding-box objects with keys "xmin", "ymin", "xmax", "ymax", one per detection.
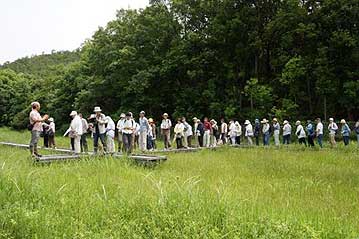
[
  {"xmin": 244, "ymin": 120, "xmax": 254, "ymax": 145},
  {"xmin": 79, "ymin": 114, "xmax": 89, "ymax": 153},
  {"xmin": 203, "ymin": 117, "xmax": 212, "ymax": 147},
  {"xmin": 235, "ymin": 121, "xmax": 242, "ymax": 145},
  {"xmin": 138, "ymin": 111, "xmax": 150, "ymax": 152},
  {"xmin": 272, "ymin": 118, "xmax": 280, "ymax": 146},
  {"xmin": 182, "ymin": 117, "xmax": 192, "ymax": 148},
  {"xmin": 328, "ymin": 118, "xmax": 338, "ymax": 147},
  {"xmin": 196, "ymin": 118, "xmax": 205, "ymax": 147},
  {"xmin": 306, "ymin": 120, "xmax": 315, "ymax": 147},
  {"xmin": 295, "ymin": 121, "xmax": 307, "ymax": 146},
  {"xmin": 210, "ymin": 119, "xmax": 218, "ymax": 147},
  {"xmin": 161, "ymin": 113, "xmax": 172, "ymax": 150},
  {"xmin": 121, "ymin": 113, "xmax": 136, "ymax": 154},
  {"xmin": 90, "ymin": 107, "xmax": 108, "ymax": 154},
  {"xmin": 220, "ymin": 118, "xmax": 228, "ymax": 145},
  {"xmin": 116, "ymin": 113, "xmax": 126, "ymax": 153},
  {"xmin": 316, "ymin": 118, "xmax": 324, "ymax": 148},
  {"xmin": 48, "ymin": 117, "xmax": 56, "ymax": 149},
  {"xmin": 173, "ymin": 118, "xmax": 185, "ymax": 149},
  {"xmin": 340, "ymin": 119, "xmax": 351, "ymax": 146},
  {"xmin": 254, "ymin": 119, "xmax": 261, "ymax": 146},
  {"xmin": 106, "ymin": 116, "xmax": 116, "ymax": 154},
  {"xmin": 355, "ymin": 120, "xmax": 359, "ymax": 147},
  {"xmin": 282, "ymin": 120, "xmax": 292, "ymax": 145},
  {"xmin": 261, "ymin": 119, "xmax": 270, "ymax": 146},
  {"xmin": 147, "ymin": 118, "xmax": 156, "ymax": 150},
  {"xmin": 29, "ymin": 102, "xmax": 49, "ymax": 157},
  {"xmin": 70, "ymin": 111, "xmax": 83, "ymax": 154}
]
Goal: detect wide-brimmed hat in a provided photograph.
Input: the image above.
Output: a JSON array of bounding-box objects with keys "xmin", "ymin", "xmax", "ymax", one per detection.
[
  {"xmin": 340, "ymin": 119, "xmax": 346, "ymax": 124},
  {"xmin": 48, "ymin": 117, "xmax": 54, "ymax": 122},
  {"xmin": 283, "ymin": 120, "xmax": 289, "ymax": 124},
  {"xmin": 148, "ymin": 118, "xmax": 154, "ymax": 123},
  {"xmin": 295, "ymin": 120, "xmax": 301, "ymax": 125},
  {"xmin": 244, "ymin": 120, "xmax": 250, "ymax": 125},
  {"xmin": 70, "ymin": 111, "xmax": 77, "ymax": 117},
  {"xmin": 31, "ymin": 101, "xmax": 40, "ymax": 107},
  {"xmin": 273, "ymin": 118, "xmax": 278, "ymax": 122},
  {"xmin": 94, "ymin": 107, "xmax": 102, "ymax": 112},
  {"xmin": 193, "ymin": 117, "xmax": 198, "ymax": 121},
  {"xmin": 163, "ymin": 113, "xmax": 169, "ymax": 117},
  {"xmin": 329, "ymin": 118, "xmax": 334, "ymax": 122},
  {"xmin": 261, "ymin": 119, "xmax": 268, "ymax": 123},
  {"xmin": 140, "ymin": 111, "xmax": 145, "ymax": 115},
  {"xmin": 120, "ymin": 113, "xmax": 125, "ymax": 118}
]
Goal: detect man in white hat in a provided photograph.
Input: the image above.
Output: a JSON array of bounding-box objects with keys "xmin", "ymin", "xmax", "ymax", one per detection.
[
  {"xmin": 182, "ymin": 117, "xmax": 192, "ymax": 148},
  {"xmin": 161, "ymin": 113, "xmax": 172, "ymax": 149},
  {"xmin": 138, "ymin": 111, "xmax": 150, "ymax": 152},
  {"xmin": 90, "ymin": 106, "xmax": 107, "ymax": 154},
  {"xmin": 282, "ymin": 120, "xmax": 292, "ymax": 145},
  {"xmin": 328, "ymin": 117, "xmax": 338, "ymax": 147},
  {"xmin": 48, "ymin": 117, "xmax": 56, "ymax": 149},
  {"xmin": 28, "ymin": 101, "xmax": 49, "ymax": 157},
  {"xmin": 120, "ymin": 112, "xmax": 136, "ymax": 153},
  {"xmin": 272, "ymin": 118, "xmax": 280, "ymax": 146},
  {"xmin": 295, "ymin": 120, "xmax": 307, "ymax": 146},
  {"xmin": 70, "ymin": 111, "xmax": 83, "ymax": 154},
  {"xmin": 116, "ymin": 113, "xmax": 126, "ymax": 153},
  {"xmin": 244, "ymin": 120, "xmax": 254, "ymax": 145},
  {"xmin": 315, "ymin": 118, "xmax": 324, "ymax": 148},
  {"xmin": 261, "ymin": 119, "xmax": 270, "ymax": 146}
]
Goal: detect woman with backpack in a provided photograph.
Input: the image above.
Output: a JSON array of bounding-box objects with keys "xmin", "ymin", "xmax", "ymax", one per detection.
[{"xmin": 340, "ymin": 119, "xmax": 351, "ymax": 146}]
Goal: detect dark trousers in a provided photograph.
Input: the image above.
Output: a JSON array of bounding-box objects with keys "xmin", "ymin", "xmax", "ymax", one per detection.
[
  {"xmin": 123, "ymin": 133, "xmax": 133, "ymax": 153},
  {"xmin": 71, "ymin": 138, "xmax": 75, "ymax": 151},
  {"xmin": 317, "ymin": 134, "xmax": 323, "ymax": 148},
  {"xmin": 255, "ymin": 136, "xmax": 259, "ymax": 146},
  {"xmin": 94, "ymin": 133, "xmax": 106, "ymax": 153},
  {"xmin": 198, "ymin": 135, "xmax": 204, "ymax": 147},
  {"xmin": 283, "ymin": 134, "xmax": 291, "ymax": 144},
  {"xmin": 43, "ymin": 134, "xmax": 49, "ymax": 148},
  {"xmin": 187, "ymin": 135, "xmax": 192, "ymax": 148},
  {"xmin": 176, "ymin": 137, "xmax": 183, "ymax": 149},
  {"xmin": 343, "ymin": 136, "xmax": 350, "ymax": 146},
  {"xmin": 263, "ymin": 133, "xmax": 270, "ymax": 146},
  {"xmin": 308, "ymin": 135, "xmax": 315, "ymax": 147},
  {"xmin": 81, "ymin": 134, "xmax": 88, "ymax": 152},
  {"xmin": 221, "ymin": 133, "xmax": 227, "ymax": 144},
  {"xmin": 298, "ymin": 137, "xmax": 307, "ymax": 146},
  {"xmin": 48, "ymin": 135, "xmax": 55, "ymax": 148},
  {"xmin": 147, "ymin": 135, "xmax": 154, "ymax": 150},
  {"xmin": 236, "ymin": 136, "xmax": 241, "ymax": 145}
]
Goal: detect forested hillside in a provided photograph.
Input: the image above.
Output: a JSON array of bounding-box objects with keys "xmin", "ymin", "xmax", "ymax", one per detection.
[{"xmin": 0, "ymin": 0, "xmax": 358, "ymax": 131}]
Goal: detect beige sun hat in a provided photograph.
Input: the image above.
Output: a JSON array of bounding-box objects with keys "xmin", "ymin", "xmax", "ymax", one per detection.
[
  {"xmin": 261, "ymin": 119, "xmax": 268, "ymax": 124},
  {"xmin": 94, "ymin": 106, "xmax": 102, "ymax": 113},
  {"xmin": 244, "ymin": 120, "xmax": 250, "ymax": 125},
  {"xmin": 283, "ymin": 120, "xmax": 289, "ymax": 124},
  {"xmin": 31, "ymin": 101, "xmax": 40, "ymax": 107},
  {"xmin": 193, "ymin": 117, "xmax": 198, "ymax": 121},
  {"xmin": 163, "ymin": 113, "xmax": 169, "ymax": 117},
  {"xmin": 148, "ymin": 118, "xmax": 154, "ymax": 123},
  {"xmin": 340, "ymin": 119, "xmax": 346, "ymax": 124},
  {"xmin": 295, "ymin": 120, "xmax": 301, "ymax": 125},
  {"xmin": 120, "ymin": 113, "xmax": 126, "ymax": 118},
  {"xmin": 70, "ymin": 111, "xmax": 77, "ymax": 117},
  {"xmin": 273, "ymin": 118, "xmax": 278, "ymax": 122},
  {"xmin": 329, "ymin": 118, "xmax": 334, "ymax": 122}
]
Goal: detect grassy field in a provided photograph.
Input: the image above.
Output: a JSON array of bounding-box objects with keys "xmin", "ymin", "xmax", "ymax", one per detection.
[{"xmin": 0, "ymin": 128, "xmax": 359, "ymax": 238}]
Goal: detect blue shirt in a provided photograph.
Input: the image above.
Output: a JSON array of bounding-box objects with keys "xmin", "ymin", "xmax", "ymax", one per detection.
[
  {"xmin": 307, "ymin": 123, "xmax": 314, "ymax": 135},
  {"xmin": 139, "ymin": 117, "xmax": 149, "ymax": 133},
  {"xmin": 341, "ymin": 124, "xmax": 351, "ymax": 137}
]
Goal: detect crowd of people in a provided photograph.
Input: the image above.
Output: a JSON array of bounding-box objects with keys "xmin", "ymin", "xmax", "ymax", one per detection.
[{"xmin": 28, "ymin": 102, "xmax": 359, "ymax": 157}]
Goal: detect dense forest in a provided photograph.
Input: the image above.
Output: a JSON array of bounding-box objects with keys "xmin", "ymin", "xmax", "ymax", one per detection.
[{"xmin": 0, "ymin": 0, "xmax": 358, "ymax": 131}]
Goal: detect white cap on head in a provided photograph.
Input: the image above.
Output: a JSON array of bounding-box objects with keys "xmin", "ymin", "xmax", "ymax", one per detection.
[
  {"xmin": 329, "ymin": 118, "xmax": 334, "ymax": 121},
  {"xmin": 48, "ymin": 117, "xmax": 54, "ymax": 122},
  {"xmin": 120, "ymin": 113, "xmax": 126, "ymax": 118},
  {"xmin": 70, "ymin": 111, "xmax": 77, "ymax": 117},
  {"xmin": 163, "ymin": 113, "xmax": 168, "ymax": 117},
  {"xmin": 295, "ymin": 120, "xmax": 301, "ymax": 125},
  {"xmin": 283, "ymin": 120, "xmax": 289, "ymax": 124},
  {"xmin": 244, "ymin": 120, "xmax": 250, "ymax": 125},
  {"xmin": 94, "ymin": 107, "xmax": 102, "ymax": 113},
  {"xmin": 340, "ymin": 119, "xmax": 346, "ymax": 124},
  {"xmin": 140, "ymin": 111, "xmax": 145, "ymax": 115}
]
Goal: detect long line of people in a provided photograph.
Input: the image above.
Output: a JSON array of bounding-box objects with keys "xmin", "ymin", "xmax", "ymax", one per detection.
[{"xmin": 28, "ymin": 102, "xmax": 359, "ymax": 157}]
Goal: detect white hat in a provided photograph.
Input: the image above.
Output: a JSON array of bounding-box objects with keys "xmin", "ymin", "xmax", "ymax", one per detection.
[
  {"xmin": 193, "ymin": 117, "xmax": 198, "ymax": 121},
  {"xmin": 140, "ymin": 111, "xmax": 145, "ymax": 115},
  {"xmin": 163, "ymin": 113, "xmax": 169, "ymax": 117},
  {"xmin": 273, "ymin": 118, "xmax": 278, "ymax": 122},
  {"xmin": 283, "ymin": 120, "xmax": 289, "ymax": 124},
  {"xmin": 94, "ymin": 107, "xmax": 102, "ymax": 112},
  {"xmin": 340, "ymin": 119, "xmax": 346, "ymax": 124},
  {"xmin": 295, "ymin": 120, "xmax": 301, "ymax": 125},
  {"xmin": 70, "ymin": 111, "xmax": 77, "ymax": 117},
  {"xmin": 329, "ymin": 118, "xmax": 334, "ymax": 121},
  {"xmin": 148, "ymin": 118, "xmax": 154, "ymax": 123},
  {"xmin": 261, "ymin": 119, "xmax": 268, "ymax": 123},
  {"xmin": 48, "ymin": 117, "xmax": 54, "ymax": 122},
  {"xmin": 244, "ymin": 120, "xmax": 250, "ymax": 125},
  {"xmin": 31, "ymin": 101, "xmax": 40, "ymax": 107},
  {"xmin": 120, "ymin": 113, "xmax": 125, "ymax": 118}
]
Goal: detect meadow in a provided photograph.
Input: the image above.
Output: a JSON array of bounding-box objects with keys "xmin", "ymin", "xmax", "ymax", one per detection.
[{"xmin": 0, "ymin": 127, "xmax": 359, "ymax": 238}]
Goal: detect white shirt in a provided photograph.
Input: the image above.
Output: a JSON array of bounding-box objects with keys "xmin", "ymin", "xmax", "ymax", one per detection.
[
  {"xmin": 283, "ymin": 124, "xmax": 292, "ymax": 136},
  {"xmin": 296, "ymin": 125, "xmax": 306, "ymax": 138},
  {"xmin": 71, "ymin": 115, "xmax": 83, "ymax": 136},
  {"xmin": 161, "ymin": 119, "xmax": 172, "ymax": 130},
  {"xmin": 121, "ymin": 119, "xmax": 135, "ymax": 134},
  {"xmin": 117, "ymin": 119, "xmax": 125, "ymax": 133},
  {"xmin": 328, "ymin": 122, "xmax": 338, "ymax": 135},
  {"xmin": 229, "ymin": 122, "xmax": 236, "ymax": 137},
  {"xmin": 106, "ymin": 118, "xmax": 116, "ymax": 138},
  {"xmin": 235, "ymin": 122, "xmax": 242, "ymax": 136},
  {"xmin": 221, "ymin": 122, "xmax": 228, "ymax": 134},
  {"xmin": 316, "ymin": 122, "xmax": 323, "ymax": 135},
  {"xmin": 174, "ymin": 123, "xmax": 184, "ymax": 136},
  {"xmin": 49, "ymin": 122, "xmax": 55, "ymax": 133},
  {"xmin": 262, "ymin": 123, "xmax": 270, "ymax": 134},
  {"xmin": 245, "ymin": 124, "xmax": 253, "ymax": 137},
  {"xmin": 183, "ymin": 122, "xmax": 193, "ymax": 137}
]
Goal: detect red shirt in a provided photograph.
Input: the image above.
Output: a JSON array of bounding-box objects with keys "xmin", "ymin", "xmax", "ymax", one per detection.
[{"xmin": 204, "ymin": 121, "xmax": 212, "ymax": 131}]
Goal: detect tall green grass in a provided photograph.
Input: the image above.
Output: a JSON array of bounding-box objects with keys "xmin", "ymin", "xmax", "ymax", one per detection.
[{"xmin": 0, "ymin": 128, "xmax": 359, "ymax": 238}]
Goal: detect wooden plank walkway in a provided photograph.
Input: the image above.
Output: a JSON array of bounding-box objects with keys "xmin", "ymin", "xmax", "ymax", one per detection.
[{"xmin": 151, "ymin": 147, "xmax": 200, "ymax": 154}]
